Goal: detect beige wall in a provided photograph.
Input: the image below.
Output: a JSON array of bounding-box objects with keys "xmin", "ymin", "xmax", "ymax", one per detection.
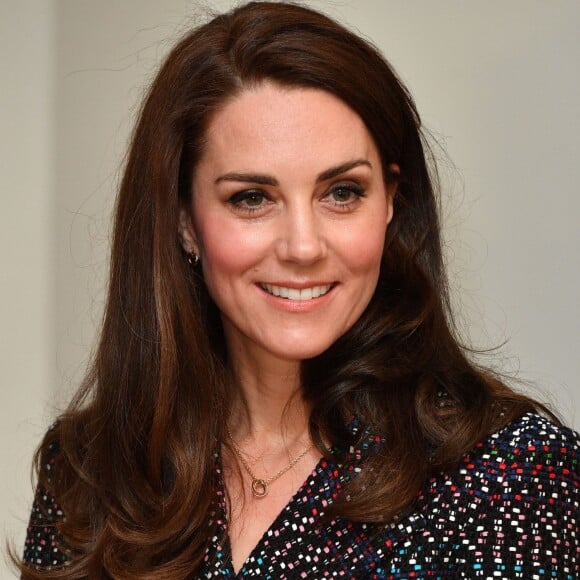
[
  {"xmin": 2, "ymin": 1, "xmax": 579, "ymax": 575},
  {"xmin": 0, "ymin": 0, "xmax": 55, "ymax": 573}
]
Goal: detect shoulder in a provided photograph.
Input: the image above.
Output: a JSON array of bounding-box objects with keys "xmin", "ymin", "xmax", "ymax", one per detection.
[
  {"xmin": 467, "ymin": 411, "xmax": 579, "ymax": 483},
  {"xmin": 421, "ymin": 412, "xmax": 579, "ymax": 529},
  {"xmin": 30, "ymin": 420, "xmax": 63, "ymax": 513},
  {"xmin": 486, "ymin": 411, "xmax": 580, "ymax": 454},
  {"xmin": 415, "ymin": 413, "xmax": 579, "ymax": 575},
  {"xmin": 23, "ymin": 422, "xmax": 68, "ymax": 570},
  {"xmin": 420, "ymin": 412, "xmax": 579, "ymax": 517}
]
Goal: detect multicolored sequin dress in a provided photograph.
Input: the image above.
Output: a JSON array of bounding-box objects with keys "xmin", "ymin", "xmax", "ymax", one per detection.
[{"xmin": 24, "ymin": 413, "xmax": 579, "ymax": 578}]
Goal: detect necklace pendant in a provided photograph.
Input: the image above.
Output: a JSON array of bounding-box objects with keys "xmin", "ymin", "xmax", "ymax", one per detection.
[{"xmin": 251, "ymin": 478, "xmax": 269, "ymax": 498}]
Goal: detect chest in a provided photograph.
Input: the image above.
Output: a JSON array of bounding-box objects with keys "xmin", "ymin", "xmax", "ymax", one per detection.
[
  {"xmin": 203, "ymin": 453, "xmax": 426, "ymax": 578},
  {"xmin": 224, "ymin": 454, "xmax": 321, "ymax": 574}
]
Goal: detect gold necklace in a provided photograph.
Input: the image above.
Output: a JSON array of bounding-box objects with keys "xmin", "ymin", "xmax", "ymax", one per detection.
[{"xmin": 226, "ymin": 427, "xmax": 314, "ymax": 498}]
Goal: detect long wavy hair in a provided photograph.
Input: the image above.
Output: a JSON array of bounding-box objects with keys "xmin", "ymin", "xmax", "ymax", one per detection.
[{"xmin": 19, "ymin": 2, "xmax": 552, "ymax": 578}]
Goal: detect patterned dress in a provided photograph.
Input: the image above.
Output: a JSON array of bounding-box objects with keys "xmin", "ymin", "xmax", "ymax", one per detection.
[{"xmin": 24, "ymin": 413, "xmax": 580, "ymax": 578}]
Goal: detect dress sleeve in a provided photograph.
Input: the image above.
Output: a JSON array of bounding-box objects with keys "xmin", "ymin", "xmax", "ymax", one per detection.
[
  {"xmin": 462, "ymin": 416, "xmax": 579, "ymax": 578},
  {"xmin": 22, "ymin": 437, "xmax": 69, "ymax": 570}
]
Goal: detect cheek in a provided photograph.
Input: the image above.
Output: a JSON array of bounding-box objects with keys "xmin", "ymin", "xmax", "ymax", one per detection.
[
  {"xmin": 340, "ymin": 215, "xmax": 388, "ymax": 277},
  {"xmin": 194, "ymin": 212, "xmax": 265, "ymax": 294}
]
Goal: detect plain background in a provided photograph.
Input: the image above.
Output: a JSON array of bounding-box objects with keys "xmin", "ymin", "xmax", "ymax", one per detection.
[{"xmin": 2, "ymin": 1, "xmax": 579, "ymax": 574}]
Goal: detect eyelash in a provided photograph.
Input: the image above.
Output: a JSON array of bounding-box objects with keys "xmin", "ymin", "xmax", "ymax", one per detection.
[
  {"xmin": 327, "ymin": 183, "xmax": 366, "ymax": 209},
  {"xmin": 227, "ymin": 184, "xmax": 366, "ymax": 215},
  {"xmin": 227, "ymin": 189, "xmax": 268, "ymax": 215}
]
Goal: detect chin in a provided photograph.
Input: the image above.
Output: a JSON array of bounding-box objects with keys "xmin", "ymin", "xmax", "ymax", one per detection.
[{"xmin": 266, "ymin": 339, "xmax": 337, "ymax": 362}]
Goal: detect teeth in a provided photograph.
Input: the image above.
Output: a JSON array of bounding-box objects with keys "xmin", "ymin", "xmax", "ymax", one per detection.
[{"xmin": 261, "ymin": 283, "xmax": 332, "ymax": 300}]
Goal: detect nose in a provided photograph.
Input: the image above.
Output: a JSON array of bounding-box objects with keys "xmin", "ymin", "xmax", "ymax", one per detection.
[{"xmin": 275, "ymin": 203, "xmax": 327, "ymax": 265}]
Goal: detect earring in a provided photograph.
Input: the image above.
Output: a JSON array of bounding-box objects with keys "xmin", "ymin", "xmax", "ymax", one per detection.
[{"xmin": 187, "ymin": 251, "xmax": 200, "ymax": 266}]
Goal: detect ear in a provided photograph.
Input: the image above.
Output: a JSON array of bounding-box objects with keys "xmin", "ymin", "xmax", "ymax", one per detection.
[
  {"xmin": 178, "ymin": 205, "xmax": 199, "ymax": 255},
  {"xmin": 385, "ymin": 163, "xmax": 400, "ymax": 226}
]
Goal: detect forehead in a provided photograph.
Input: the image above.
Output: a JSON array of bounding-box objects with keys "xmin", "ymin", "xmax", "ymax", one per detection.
[{"xmin": 198, "ymin": 82, "xmax": 380, "ymax": 175}]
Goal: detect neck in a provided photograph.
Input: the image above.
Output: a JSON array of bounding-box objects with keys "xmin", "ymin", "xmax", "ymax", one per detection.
[{"xmin": 226, "ymin": 338, "xmax": 310, "ymax": 448}]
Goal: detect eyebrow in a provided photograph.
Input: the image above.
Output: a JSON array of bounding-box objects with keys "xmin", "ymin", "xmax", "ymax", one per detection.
[
  {"xmin": 316, "ymin": 159, "xmax": 372, "ymax": 183},
  {"xmin": 214, "ymin": 159, "xmax": 372, "ymax": 186}
]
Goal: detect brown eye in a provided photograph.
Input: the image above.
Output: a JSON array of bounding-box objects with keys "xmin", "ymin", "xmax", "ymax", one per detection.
[
  {"xmin": 244, "ymin": 192, "xmax": 265, "ymax": 206},
  {"xmin": 328, "ymin": 184, "xmax": 365, "ymax": 205},
  {"xmin": 331, "ymin": 188, "xmax": 354, "ymax": 203},
  {"xmin": 227, "ymin": 189, "xmax": 271, "ymax": 214}
]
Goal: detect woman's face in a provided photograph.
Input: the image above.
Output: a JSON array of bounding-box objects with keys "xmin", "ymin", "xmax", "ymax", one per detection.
[{"xmin": 179, "ymin": 82, "xmax": 396, "ymax": 363}]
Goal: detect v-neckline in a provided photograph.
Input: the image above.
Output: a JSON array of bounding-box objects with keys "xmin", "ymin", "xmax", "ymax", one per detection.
[
  {"xmin": 218, "ymin": 451, "xmax": 327, "ymax": 577},
  {"xmin": 206, "ymin": 418, "xmax": 379, "ymax": 577}
]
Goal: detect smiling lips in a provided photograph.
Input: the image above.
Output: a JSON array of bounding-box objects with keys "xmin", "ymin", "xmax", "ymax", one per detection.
[{"xmin": 260, "ymin": 283, "xmax": 334, "ymax": 301}]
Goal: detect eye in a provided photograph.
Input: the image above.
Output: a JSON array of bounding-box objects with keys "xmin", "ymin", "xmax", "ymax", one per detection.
[
  {"xmin": 326, "ymin": 183, "xmax": 365, "ymax": 208},
  {"xmin": 227, "ymin": 189, "xmax": 269, "ymax": 213}
]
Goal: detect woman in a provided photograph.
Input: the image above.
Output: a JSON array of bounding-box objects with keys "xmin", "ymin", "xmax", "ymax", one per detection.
[{"xmin": 19, "ymin": 2, "xmax": 579, "ymax": 578}]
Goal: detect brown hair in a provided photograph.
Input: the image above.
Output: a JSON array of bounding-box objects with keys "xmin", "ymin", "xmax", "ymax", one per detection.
[{"xmin": 19, "ymin": 2, "xmax": 552, "ymax": 577}]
